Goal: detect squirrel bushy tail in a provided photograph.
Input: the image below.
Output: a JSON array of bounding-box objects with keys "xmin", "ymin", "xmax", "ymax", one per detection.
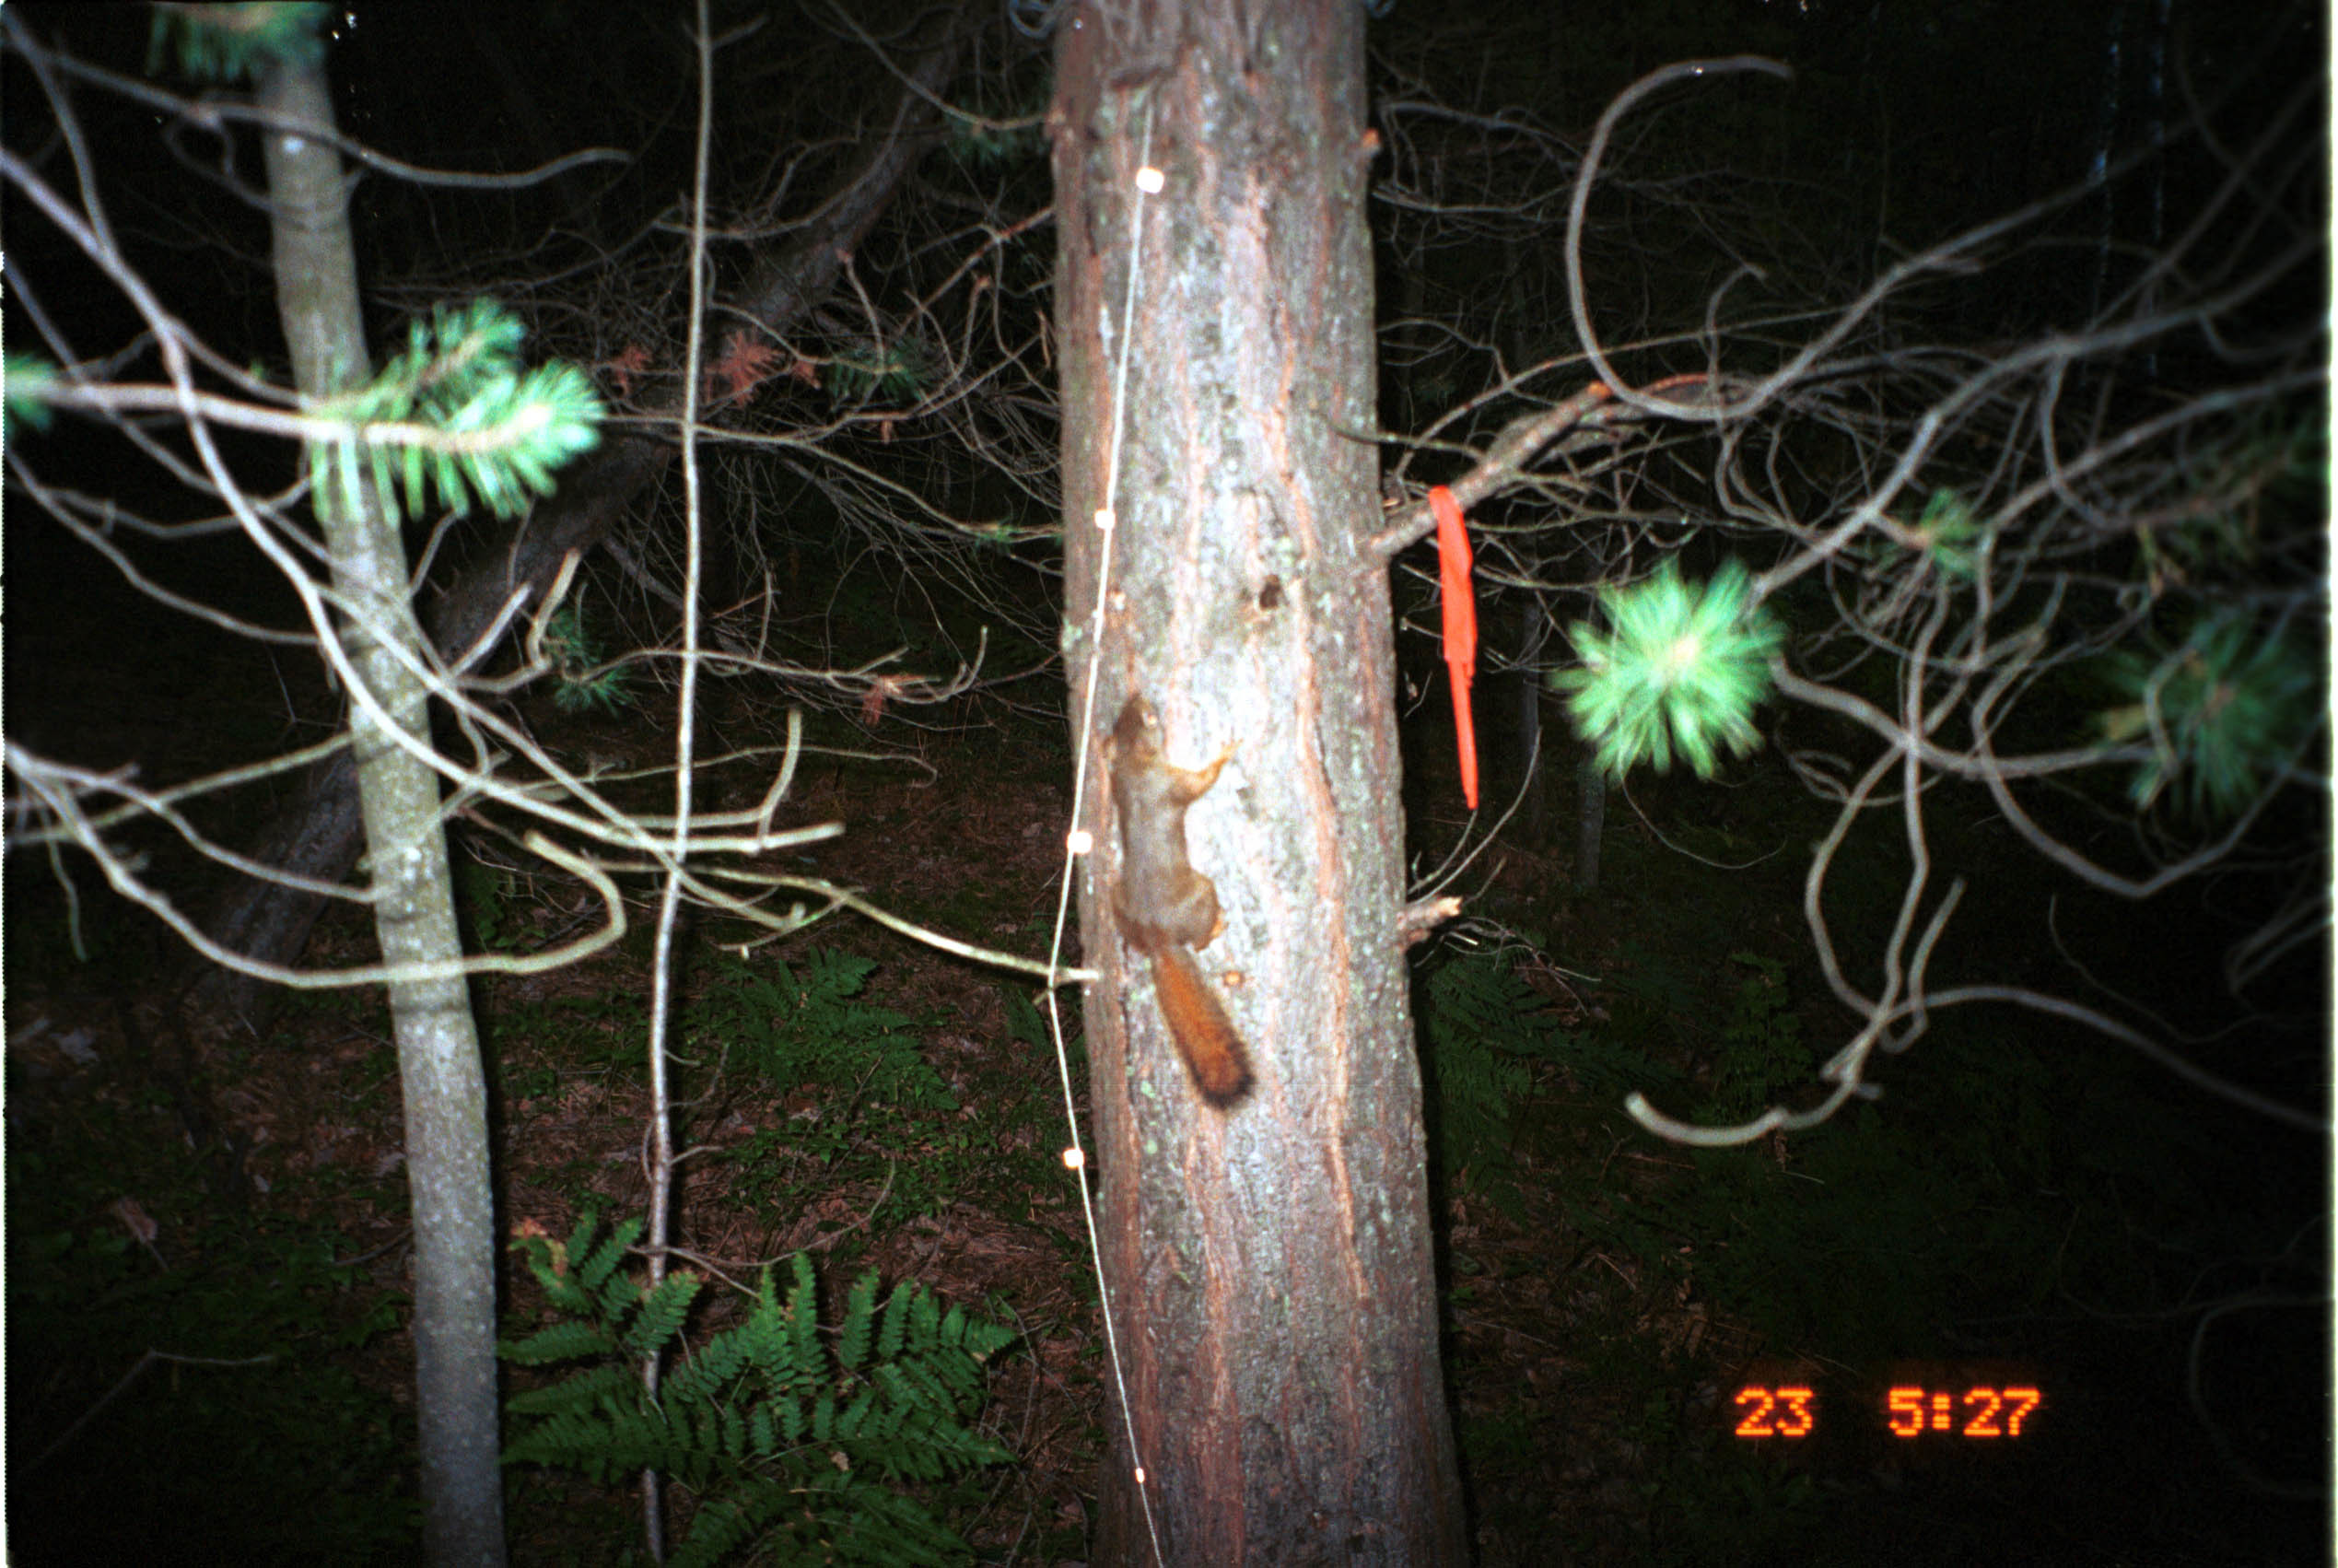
[{"xmin": 1145, "ymin": 942, "xmax": 1253, "ymax": 1106}]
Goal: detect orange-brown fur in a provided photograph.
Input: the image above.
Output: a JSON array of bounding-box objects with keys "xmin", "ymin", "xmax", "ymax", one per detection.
[{"xmin": 1105, "ymin": 694, "xmax": 1253, "ymax": 1108}]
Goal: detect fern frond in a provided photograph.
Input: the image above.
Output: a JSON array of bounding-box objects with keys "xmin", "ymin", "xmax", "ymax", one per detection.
[
  {"xmin": 662, "ymin": 1331, "xmax": 750, "ymax": 1408},
  {"xmin": 576, "ymin": 1214, "xmax": 642, "ymax": 1293},
  {"xmin": 502, "ymin": 1227, "xmax": 1015, "ymax": 1565},
  {"xmin": 559, "ymin": 1206, "xmax": 603, "ymax": 1263},
  {"xmin": 505, "ymin": 1401, "xmax": 684, "ymax": 1482},
  {"xmin": 500, "ymin": 1320, "xmax": 618, "ymax": 1367},
  {"xmin": 504, "ymin": 1362, "xmax": 637, "ymax": 1416},
  {"xmin": 665, "ymin": 1480, "xmax": 800, "ymax": 1568},
  {"xmin": 836, "ymin": 1386, "xmax": 878, "ymax": 1442},
  {"xmin": 785, "ymin": 1253, "xmax": 822, "ymax": 1375},
  {"xmin": 622, "ymin": 1270, "xmax": 702, "ymax": 1357},
  {"xmin": 875, "ymin": 1279, "xmax": 913, "ymax": 1365},
  {"xmin": 838, "ymin": 1270, "xmax": 880, "ymax": 1373},
  {"xmin": 517, "ymin": 1255, "xmax": 592, "ymax": 1315}
]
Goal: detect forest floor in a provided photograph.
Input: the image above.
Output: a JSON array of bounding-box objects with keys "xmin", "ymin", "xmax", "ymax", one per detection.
[{"xmin": 6, "ymin": 631, "xmax": 2328, "ymax": 1566}]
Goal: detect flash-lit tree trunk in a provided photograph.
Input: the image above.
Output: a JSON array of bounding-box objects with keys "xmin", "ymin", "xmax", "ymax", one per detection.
[
  {"xmin": 191, "ymin": 13, "xmax": 968, "ymax": 1031},
  {"xmin": 258, "ymin": 59, "xmax": 506, "ymax": 1568},
  {"xmin": 1052, "ymin": 4, "xmax": 1467, "ymax": 1562}
]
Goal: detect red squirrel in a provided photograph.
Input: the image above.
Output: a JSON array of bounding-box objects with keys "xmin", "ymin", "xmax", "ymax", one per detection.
[{"xmin": 1105, "ymin": 694, "xmax": 1254, "ymax": 1108}]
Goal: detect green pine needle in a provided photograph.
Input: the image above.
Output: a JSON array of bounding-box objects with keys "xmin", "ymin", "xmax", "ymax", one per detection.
[
  {"xmin": 148, "ymin": 2, "xmax": 328, "ymax": 83},
  {"xmin": 827, "ymin": 338, "xmax": 936, "ymax": 404},
  {"xmin": 4, "ymin": 354, "xmax": 58, "ymax": 436},
  {"xmin": 2100, "ymin": 614, "xmax": 2318, "ymax": 818},
  {"xmin": 1911, "ymin": 488, "xmax": 1983, "ymax": 579},
  {"xmin": 1553, "ymin": 557, "xmax": 1784, "ymax": 778},
  {"xmin": 310, "ymin": 299, "xmax": 602, "ymax": 527},
  {"xmin": 542, "ymin": 605, "xmax": 632, "ymax": 714}
]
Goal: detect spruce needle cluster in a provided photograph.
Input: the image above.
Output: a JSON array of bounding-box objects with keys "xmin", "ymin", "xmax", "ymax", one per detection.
[{"xmin": 1554, "ymin": 557, "xmax": 1784, "ymax": 778}]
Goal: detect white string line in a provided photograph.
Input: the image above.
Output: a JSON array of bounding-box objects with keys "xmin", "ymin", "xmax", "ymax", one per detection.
[{"xmin": 1037, "ymin": 94, "xmax": 1169, "ymax": 1568}]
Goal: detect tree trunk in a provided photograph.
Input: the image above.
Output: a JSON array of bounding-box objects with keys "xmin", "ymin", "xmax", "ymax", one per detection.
[
  {"xmin": 190, "ymin": 12, "xmax": 969, "ymax": 1027},
  {"xmin": 1052, "ymin": 4, "xmax": 1467, "ymax": 1562},
  {"xmin": 1514, "ymin": 606, "xmax": 1552, "ymax": 847},
  {"xmin": 1570, "ymin": 607, "xmax": 1605, "ymax": 892},
  {"xmin": 186, "ymin": 433, "xmax": 669, "ymax": 1028},
  {"xmin": 259, "ymin": 60, "xmax": 505, "ymax": 1568},
  {"xmin": 1574, "ymin": 729, "xmax": 1606, "ymax": 893}
]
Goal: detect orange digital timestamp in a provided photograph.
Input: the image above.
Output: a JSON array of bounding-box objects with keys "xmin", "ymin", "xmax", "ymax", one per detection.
[
  {"xmin": 1733, "ymin": 1385, "xmax": 1818, "ymax": 1439},
  {"xmin": 1886, "ymin": 1384, "xmax": 2042, "ymax": 1439}
]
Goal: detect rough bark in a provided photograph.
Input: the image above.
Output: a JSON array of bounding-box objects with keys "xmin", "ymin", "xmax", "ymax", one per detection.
[
  {"xmin": 1052, "ymin": 2, "xmax": 1467, "ymax": 1562},
  {"xmin": 259, "ymin": 58, "xmax": 505, "ymax": 1568}
]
